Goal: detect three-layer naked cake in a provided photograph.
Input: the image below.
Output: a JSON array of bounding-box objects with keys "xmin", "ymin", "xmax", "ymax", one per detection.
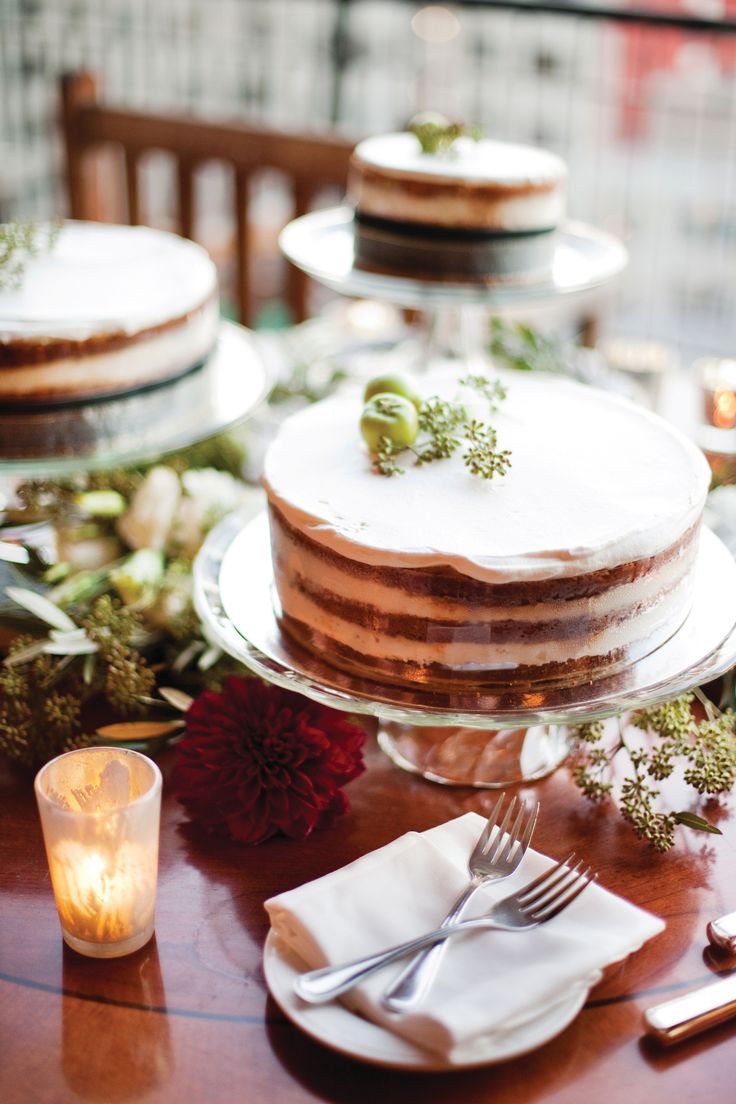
[
  {"xmin": 262, "ymin": 370, "xmax": 710, "ymax": 689},
  {"xmin": 348, "ymin": 133, "xmax": 567, "ymax": 280},
  {"xmin": 0, "ymin": 221, "xmax": 219, "ymax": 404}
]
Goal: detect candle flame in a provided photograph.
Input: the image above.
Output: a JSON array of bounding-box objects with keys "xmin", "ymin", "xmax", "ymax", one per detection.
[
  {"xmin": 50, "ymin": 839, "xmax": 156, "ymax": 944},
  {"xmin": 713, "ymin": 389, "xmax": 736, "ymax": 429}
]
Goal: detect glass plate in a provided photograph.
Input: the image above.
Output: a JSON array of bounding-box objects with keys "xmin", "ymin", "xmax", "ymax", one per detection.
[
  {"xmin": 263, "ymin": 931, "xmax": 595, "ymax": 1071},
  {"xmin": 193, "ymin": 511, "xmax": 736, "ymax": 728},
  {"xmin": 0, "ymin": 321, "xmax": 270, "ymax": 476},
  {"xmin": 279, "ymin": 207, "xmax": 628, "ymax": 310}
]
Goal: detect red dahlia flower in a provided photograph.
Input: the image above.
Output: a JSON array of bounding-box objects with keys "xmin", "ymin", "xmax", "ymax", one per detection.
[{"xmin": 172, "ymin": 676, "xmax": 366, "ymax": 844}]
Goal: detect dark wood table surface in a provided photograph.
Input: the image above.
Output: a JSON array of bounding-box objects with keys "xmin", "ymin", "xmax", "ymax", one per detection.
[{"xmin": 2, "ymin": 731, "xmax": 735, "ymax": 1104}]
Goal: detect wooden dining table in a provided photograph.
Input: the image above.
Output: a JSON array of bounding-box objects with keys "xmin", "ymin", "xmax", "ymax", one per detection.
[{"xmin": 1, "ymin": 726, "xmax": 735, "ymax": 1104}]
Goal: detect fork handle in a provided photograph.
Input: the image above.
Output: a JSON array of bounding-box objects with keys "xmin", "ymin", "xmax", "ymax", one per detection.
[
  {"xmin": 381, "ymin": 882, "xmax": 479, "ymax": 1011},
  {"xmin": 293, "ymin": 916, "xmax": 508, "ymax": 1005}
]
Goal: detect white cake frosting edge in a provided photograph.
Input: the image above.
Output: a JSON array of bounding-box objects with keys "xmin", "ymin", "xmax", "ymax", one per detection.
[
  {"xmin": 351, "ymin": 133, "xmax": 567, "ymax": 187},
  {"xmin": 262, "ymin": 369, "xmax": 711, "ymax": 585},
  {"xmin": 0, "ymin": 220, "xmax": 218, "ymax": 342}
]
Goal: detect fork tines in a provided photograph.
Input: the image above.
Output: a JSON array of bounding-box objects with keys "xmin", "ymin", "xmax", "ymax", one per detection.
[
  {"xmin": 479, "ymin": 794, "xmax": 539, "ymax": 865},
  {"xmin": 515, "ymin": 853, "xmax": 596, "ymax": 921}
]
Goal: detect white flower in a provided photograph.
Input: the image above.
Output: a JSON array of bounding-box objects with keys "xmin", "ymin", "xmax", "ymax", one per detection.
[
  {"xmin": 116, "ymin": 467, "xmax": 181, "ymax": 551},
  {"xmin": 168, "ymin": 469, "xmax": 254, "ymax": 558},
  {"xmin": 145, "ymin": 573, "xmax": 192, "ymax": 629},
  {"xmin": 55, "ymin": 530, "xmax": 122, "ymax": 572}
]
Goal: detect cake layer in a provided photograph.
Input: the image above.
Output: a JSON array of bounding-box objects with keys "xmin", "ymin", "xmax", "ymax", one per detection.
[
  {"xmin": 0, "ymin": 299, "xmax": 218, "ymax": 403},
  {"xmin": 262, "ymin": 369, "xmax": 710, "ymax": 688},
  {"xmin": 269, "ymin": 501, "xmax": 699, "ymax": 687},
  {"xmin": 348, "ymin": 133, "xmax": 567, "ymax": 232}
]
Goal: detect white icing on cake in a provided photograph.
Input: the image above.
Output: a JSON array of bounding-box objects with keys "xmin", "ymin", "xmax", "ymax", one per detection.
[
  {"xmin": 0, "ymin": 221, "xmax": 217, "ymax": 341},
  {"xmin": 352, "ymin": 133, "xmax": 566, "ymax": 187},
  {"xmin": 349, "ymin": 133, "xmax": 567, "ymax": 232},
  {"xmin": 262, "ymin": 369, "xmax": 710, "ymax": 584}
]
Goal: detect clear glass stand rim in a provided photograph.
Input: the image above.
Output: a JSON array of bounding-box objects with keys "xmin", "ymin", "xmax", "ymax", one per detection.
[{"xmin": 278, "ymin": 207, "xmax": 628, "ymax": 310}]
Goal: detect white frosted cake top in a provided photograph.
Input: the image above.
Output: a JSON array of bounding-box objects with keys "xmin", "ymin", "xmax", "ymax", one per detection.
[
  {"xmin": 351, "ymin": 133, "xmax": 567, "ymax": 188},
  {"xmin": 263, "ymin": 369, "xmax": 710, "ymax": 583},
  {"xmin": 0, "ymin": 221, "xmax": 217, "ymax": 341}
]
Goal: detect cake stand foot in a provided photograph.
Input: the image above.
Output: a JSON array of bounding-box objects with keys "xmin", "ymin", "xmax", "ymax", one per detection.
[{"xmin": 377, "ymin": 722, "xmax": 570, "ymax": 788}]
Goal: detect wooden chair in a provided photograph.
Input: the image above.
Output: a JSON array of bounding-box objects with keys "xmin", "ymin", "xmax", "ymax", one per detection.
[{"xmin": 60, "ymin": 72, "xmax": 354, "ymax": 327}]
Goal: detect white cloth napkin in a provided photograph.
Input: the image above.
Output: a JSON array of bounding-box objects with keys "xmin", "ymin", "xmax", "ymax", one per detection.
[{"xmin": 265, "ymin": 812, "xmax": 664, "ymax": 1063}]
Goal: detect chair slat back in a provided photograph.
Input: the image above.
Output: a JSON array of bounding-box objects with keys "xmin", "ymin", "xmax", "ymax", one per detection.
[{"xmin": 61, "ymin": 71, "xmax": 354, "ymax": 325}]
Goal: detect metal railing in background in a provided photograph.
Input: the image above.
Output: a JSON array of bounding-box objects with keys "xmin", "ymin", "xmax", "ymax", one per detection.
[{"xmin": 2, "ymin": 0, "xmax": 736, "ymax": 359}]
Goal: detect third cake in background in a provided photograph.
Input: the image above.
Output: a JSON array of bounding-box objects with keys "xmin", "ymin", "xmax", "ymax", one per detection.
[
  {"xmin": 262, "ymin": 370, "xmax": 710, "ymax": 690},
  {"xmin": 0, "ymin": 221, "xmax": 218, "ymax": 405},
  {"xmin": 348, "ymin": 121, "xmax": 567, "ymax": 281}
]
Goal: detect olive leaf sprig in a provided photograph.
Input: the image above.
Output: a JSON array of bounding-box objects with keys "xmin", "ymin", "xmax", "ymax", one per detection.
[
  {"xmin": 569, "ymin": 689, "xmax": 736, "ymax": 851},
  {"xmin": 0, "ymin": 220, "xmax": 61, "ymax": 289},
  {"xmin": 489, "ymin": 317, "xmax": 568, "ymax": 374},
  {"xmin": 374, "ymin": 374, "xmax": 512, "ymax": 480}
]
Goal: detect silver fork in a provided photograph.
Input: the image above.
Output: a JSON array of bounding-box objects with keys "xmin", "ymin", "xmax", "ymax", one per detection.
[
  {"xmin": 382, "ymin": 794, "xmax": 539, "ymax": 1012},
  {"xmin": 294, "ymin": 855, "xmax": 595, "ymax": 1005}
]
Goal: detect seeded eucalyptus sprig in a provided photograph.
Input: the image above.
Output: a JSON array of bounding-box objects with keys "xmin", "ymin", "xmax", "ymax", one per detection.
[
  {"xmin": 464, "ymin": 420, "xmax": 512, "ymax": 479},
  {"xmin": 569, "ymin": 690, "xmax": 736, "ymax": 851},
  {"xmin": 0, "ymin": 220, "xmax": 61, "ymax": 289},
  {"xmin": 375, "ymin": 435, "xmax": 405, "ymax": 477},
  {"xmin": 414, "ymin": 395, "xmax": 466, "ymax": 464}
]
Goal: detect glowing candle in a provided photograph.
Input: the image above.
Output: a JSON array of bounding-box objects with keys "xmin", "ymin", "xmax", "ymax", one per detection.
[
  {"xmin": 35, "ymin": 747, "xmax": 162, "ymax": 958},
  {"xmin": 698, "ymin": 358, "xmax": 736, "ymax": 430}
]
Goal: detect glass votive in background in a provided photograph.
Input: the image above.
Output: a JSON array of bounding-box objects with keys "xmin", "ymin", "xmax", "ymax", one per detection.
[
  {"xmin": 598, "ymin": 337, "xmax": 677, "ymax": 410},
  {"xmin": 696, "ymin": 358, "xmax": 736, "ymax": 430},
  {"xmin": 34, "ymin": 747, "xmax": 162, "ymax": 959}
]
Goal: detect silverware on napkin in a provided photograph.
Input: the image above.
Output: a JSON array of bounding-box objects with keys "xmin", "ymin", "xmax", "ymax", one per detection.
[
  {"xmin": 383, "ymin": 794, "xmax": 539, "ymax": 1012},
  {"xmin": 295, "ymin": 854, "xmax": 594, "ymax": 1005}
]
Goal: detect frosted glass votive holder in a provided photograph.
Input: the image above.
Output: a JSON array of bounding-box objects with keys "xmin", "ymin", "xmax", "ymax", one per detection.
[
  {"xmin": 697, "ymin": 357, "xmax": 736, "ymax": 430},
  {"xmin": 35, "ymin": 747, "xmax": 162, "ymax": 959}
]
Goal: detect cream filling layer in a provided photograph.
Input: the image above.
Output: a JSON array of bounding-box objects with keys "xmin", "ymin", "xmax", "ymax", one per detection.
[
  {"xmin": 351, "ymin": 179, "xmax": 565, "ymax": 232},
  {"xmin": 268, "ymin": 486, "xmax": 706, "ymax": 586},
  {"xmin": 0, "ymin": 301, "xmax": 219, "ymax": 397},
  {"xmin": 272, "ymin": 524, "xmax": 695, "ymax": 623},
  {"xmin": 276, "ymin": 572, "xmax": 694, "ymax": 670}
]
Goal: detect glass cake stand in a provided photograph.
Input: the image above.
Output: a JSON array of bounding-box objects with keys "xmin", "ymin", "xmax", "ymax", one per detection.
[
  {"xmin": 280, "ymin": 205, "xmax": 627, "ymax": 370},
  {"xmin": 0, "ymin": 321, "xmax": 270, "ymax": 478},
  {"xmin": 279, "ymin": 207, "xmax": 628, "ymax": 310},
  {"xmin": 193, "ymin": 511, "xmax": 736, "ymax": 787}
]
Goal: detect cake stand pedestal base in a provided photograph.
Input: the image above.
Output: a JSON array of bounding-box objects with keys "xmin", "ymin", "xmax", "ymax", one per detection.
[{"xmin": 377, "ymin": 723, "xmax": 570, "ymax": 788}]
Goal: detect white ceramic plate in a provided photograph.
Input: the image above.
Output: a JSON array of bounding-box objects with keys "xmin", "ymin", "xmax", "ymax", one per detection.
[{"xmin": 263, "ymin": 930, "xmax": 595, "ymax": 1071}]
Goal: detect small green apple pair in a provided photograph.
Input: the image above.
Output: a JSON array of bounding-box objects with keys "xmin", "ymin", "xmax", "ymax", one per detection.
[{"xmin": 359, "ymin": 372, "xmax": 421, "ymax": 453}]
